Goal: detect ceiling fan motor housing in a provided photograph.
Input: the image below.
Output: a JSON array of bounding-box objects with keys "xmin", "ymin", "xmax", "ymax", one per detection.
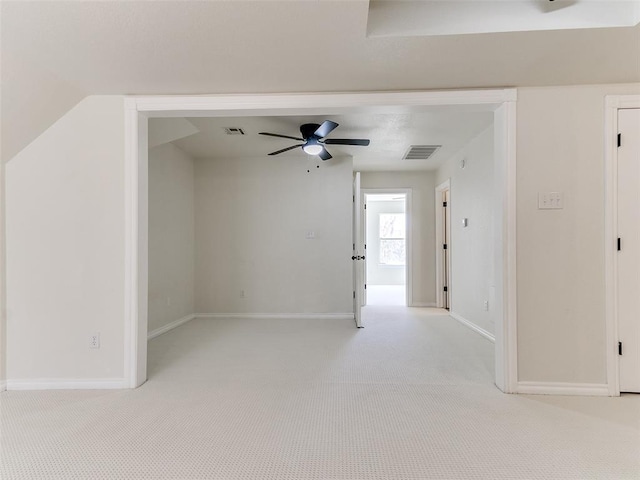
[{"xmin": 300, "ymin": 123, "xmax": 322, "ymax": 139}]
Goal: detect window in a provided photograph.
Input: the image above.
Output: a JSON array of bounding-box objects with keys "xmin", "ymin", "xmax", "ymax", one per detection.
[{"xmin": 379, "ymin": 213, "xmax": 406, "ymax": 265}]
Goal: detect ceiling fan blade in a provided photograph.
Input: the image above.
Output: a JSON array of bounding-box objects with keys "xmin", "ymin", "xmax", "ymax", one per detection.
[
  {"xmin": 314, "ymin": 121, "xmax": 339, "ymax": 139},
  {"xmin": 323, "ymin": 138, "xmax": 370, "ymax": 146},
  {"xmin": 318, "ymin": 147, "xmax": 332, "ymax": 161},
  {"xmin": 268, "ymin": 144, "xmax": 304, "ymax": 156},
  {"xmin": 259, "ymin": 132, "xmax": 304, "ymax": 141}
]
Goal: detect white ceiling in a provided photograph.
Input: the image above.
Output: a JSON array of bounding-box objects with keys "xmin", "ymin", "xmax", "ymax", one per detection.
[
  {"xmin": 152, "ymin": 110, "xmax": 494, "ymax": 172},
  {"xmin": 369, "ymin": 1, "xmax": 640, "ymax": 36},
  {"xmin": 3, "ymin": 1, "xmax": 639, "ymax": 162}
]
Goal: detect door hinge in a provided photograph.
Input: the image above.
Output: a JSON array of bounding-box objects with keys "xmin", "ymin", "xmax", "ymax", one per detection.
[
  {"xmin": 353, "ymin": 291, "xmax": 356, "ymax": 299},
  {"xmin": 443, "ymin": 243, "xmax": 447, "ymax": 250},
  {"xmin": 364, "ymin": 284, "xmax": 367, "ymax": 290},
  {"xmin": 353, "ymin": 195, "xmax": 355, "ymax": 202},
  {"xmin": 617, "ymin": 133, "xmax": 621, "ymax": 148},
  {"xmin": 353, "ymin": 243, "xmax": 355, "ymax": 250},
  {"xmin": 618, "ymin": 341, "xmax": 623, "ymax": 356},
  {"xmin": 443, "ymin": 201, "xmax": 448, "ymax": 207},
  {"xmin": 443, "ymin": 286, "xmax": 448, "ymax": 292},
  {"xmin": 617, "ymin": 238, "xmax": 621, "ymax": 251},
  {"xmin": 364, "ymin": 204, "xmax": 367, "ymax": 210}
]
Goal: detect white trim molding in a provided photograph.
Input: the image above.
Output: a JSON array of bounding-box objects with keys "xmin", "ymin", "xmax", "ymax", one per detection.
[
  {"xmin": 124, "ymin": 98, "xmax": 149, "ymax": 389},
  {"xmin": 196, "ymin": 313, "xmax": 355, "ymax": 320},
  {"xmin": 449, "ymin": 312, "xmax": 496, "ymax": 343},
  {"xmin": 148, "ymin": 314, "xmax": 196, "ymax": 340},
  {"xmin": 133, "ymin": 89, "xmax": 518, "ymax": 115},
  {"xmin": 517, "ymin": 381, "xmax": 610, "ymax": 397},
  {"xmin": 6, "ymin": 378, "xmax": 128, "ymax": 391},
  {"xmin": 604, "ymin": 94, "xmax": 640, "ymax": 397},
  {"xmin": 410, "ymin": 302, "xmax": 438, "ymax": 308},
  {"xmin": 494, "ymin": 99, "xmax": 518, "ymax": 394},
  {"xmin": 125, "ymin": 88, "xmax": 518, "ymax": 392}
]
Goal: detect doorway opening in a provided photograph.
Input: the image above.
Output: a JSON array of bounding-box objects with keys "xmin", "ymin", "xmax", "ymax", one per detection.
[
  {"xmin": 125, "ymin": 89, "xmax": 518, "ymax": 393},
  {"xmin": 363, "ymin": 191, "xmax": 409, "ymax": 306}
]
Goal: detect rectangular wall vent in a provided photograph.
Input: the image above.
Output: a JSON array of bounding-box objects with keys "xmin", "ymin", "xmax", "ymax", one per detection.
[
  {"xmin": 224, "ymin": 127, "xmax": 245, "ymax": 135},
  {"xmin": 403, "ymin": 145, "xmax": 441, "ymax": 160}
]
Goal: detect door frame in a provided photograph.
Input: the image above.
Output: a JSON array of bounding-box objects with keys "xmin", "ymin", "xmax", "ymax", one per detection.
[
  {"xmin": 362, "ymin": 188, "xmax": 412, "ymax": 307},
  {"xmin": 124, "ymin": 89, "xmax": 518, "ymax": 392},
  {"xmin": 435, "ymin": 180, "xmax": 451, "ymax": 309},
  {"xmin": 604, "ymin": 94, "xmax": 640, "ymax": 396}
]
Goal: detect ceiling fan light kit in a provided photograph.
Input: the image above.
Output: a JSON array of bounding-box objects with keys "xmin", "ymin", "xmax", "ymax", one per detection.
[
  {"xmin": 302, "ymin": 139, "xmax": 323, "ymax": 156},
  {"xmin": 259, "ymin": 120, "xmax": 370, "ymax": 161}
]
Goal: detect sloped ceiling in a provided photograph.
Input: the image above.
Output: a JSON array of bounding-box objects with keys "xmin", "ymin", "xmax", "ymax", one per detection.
[{"xmin": 2, "ymin": 1, "xmax": 639, "ymax": 162}]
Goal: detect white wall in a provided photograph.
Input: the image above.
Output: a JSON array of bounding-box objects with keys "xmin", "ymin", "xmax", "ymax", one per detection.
[
  {"xmin": 365, "ymin": 199, "xmax": 406, "ymax": 286},
  {"xmin": 359, "ymin": 172, "xmax": 436, "ymax": 306},
  {"xmin": 5, "ymin": 85, "xmax": 640, "ymax": 390},
  {"xmin": 148, "ymin": 143, "xmax": 195, "ymax": 333},
  {"xmin": 6, "ymin": 96, "xmax": 125, "ymax": 382},
  {"xmin": 517, "ymin": 83, "xmax": 640, "ymax": 384},
  {"xmin": 436, "ymin": 125, "xmax": 495, "ymax": 335},
  {"xmin": 194, "ymin": 156, "xmax": 353, "ymax": 315}
]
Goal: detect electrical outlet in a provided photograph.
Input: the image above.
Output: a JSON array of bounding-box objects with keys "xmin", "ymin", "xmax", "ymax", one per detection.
[
  {"xmin": 240, "ymin": 290, "xmax": 245, "ymax": 298},
  {"xmin": 483, "ymin": 300, "xmax": 489, "ymax": 311},
  {"xmin": 90, "ymin": 333, "xmax": 100, "ymax": 349}
]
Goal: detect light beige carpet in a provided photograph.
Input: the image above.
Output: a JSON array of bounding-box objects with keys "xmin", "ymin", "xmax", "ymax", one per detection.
[
  {"xmin": 1, "ymin": 307, "xmax": 639, "ymax": 479},
  {"xmin": 365, "ymin": 285, "xmax": 406, "ymax": 306}
]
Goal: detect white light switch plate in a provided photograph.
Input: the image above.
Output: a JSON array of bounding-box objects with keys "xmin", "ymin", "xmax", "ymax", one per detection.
[{"xmin": 538, "ymin": 191, "xmax": 563, "ymax": 209}]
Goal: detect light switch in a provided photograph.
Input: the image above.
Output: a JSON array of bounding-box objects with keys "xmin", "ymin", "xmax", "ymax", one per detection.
[
  {"xmin": 462, "ymin": 218, "xmax": 469, "ymax": 227},
  {"xmin": 538, "ymin": 191, "xmax": 564, "ymax": 210},
  {"xmin": 305, "ymin": 230, "xmax": 316, "ymax": 239}
]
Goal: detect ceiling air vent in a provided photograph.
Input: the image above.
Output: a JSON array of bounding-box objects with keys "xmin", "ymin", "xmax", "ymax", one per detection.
[
  {"xmin": 224, "ymin": 127, "xmax": 245, "ymax": 135},
  {"xmin": 403, "ymin": 145, "xmax": 441, "ymax": 160}
]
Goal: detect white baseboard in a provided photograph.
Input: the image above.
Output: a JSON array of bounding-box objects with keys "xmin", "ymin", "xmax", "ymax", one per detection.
[
  {"xmin": 449, "ymin": 311, "xmax": 496, "ymax": 343},
  {"xmin": 6, "ymin": 378, "xmax": 128, "ymax": 391},
  {"xmin": 517, "ymin": 381, "xmax": 610, "ymax": 396},
  {"xmin": 410, "ymin": 302, "xmax": 437, "ymax": 307},
  {"xmin": 148, "ymin": 314, "xmax": 196, "ymax": 340},
  {"xmin": 196, "ymin": 313, "xmax": 355, "ymax": 320}
]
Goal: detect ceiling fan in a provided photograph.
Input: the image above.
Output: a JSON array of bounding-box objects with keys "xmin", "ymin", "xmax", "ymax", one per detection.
[{"xmin": 259, "ymin": 120, "xmax": 370, "ymax": 161}]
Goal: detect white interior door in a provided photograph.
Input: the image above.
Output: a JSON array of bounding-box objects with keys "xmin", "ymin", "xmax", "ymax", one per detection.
[
  {"xmin": 443, "ymin": 189, "xmax": 451, "ymax": 310},
  {"xmin": 435, "ymin": 181, "xmax": 451, "ymax": 309},
  {"xmin": 353, "ymin": 173, "xmax": 364, "ymax": 328},
  {"xmin": 618, "ymin": 108, "xmax": 640, "ymax": 393},
  {"xmin": 362, "ymin": 197, "xmax": 367, "ymax": 306}
]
